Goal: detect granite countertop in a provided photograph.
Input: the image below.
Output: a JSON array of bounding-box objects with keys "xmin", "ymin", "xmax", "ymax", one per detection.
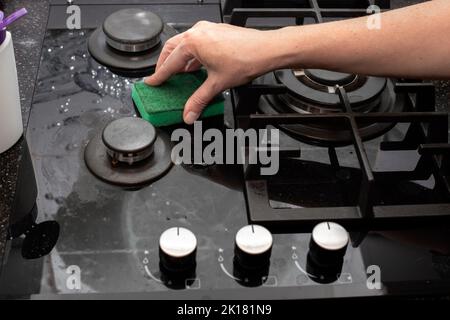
[
  {"xmin": 0, "ymin": 0, "xmax": 449, "ymax": 265},
  {"xmin": 0, "ymin": 0, "xmax": 50, "ymax": 262}
]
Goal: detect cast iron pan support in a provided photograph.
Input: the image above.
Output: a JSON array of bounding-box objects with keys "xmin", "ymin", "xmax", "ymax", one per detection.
[
  {"xmin": 234, "ymin": 83, "xmax": 450, "ymax": 233},
  {"xmin": 229, "ymin": 0, "xmax": 450, "ymax": 233},
  {"xmin": 224, "ymin": 0, "xmax": 391, "ymax": 18},
  {"xmin": 228, "ymin": 0, "xmax": 388, "ymax": 26}
]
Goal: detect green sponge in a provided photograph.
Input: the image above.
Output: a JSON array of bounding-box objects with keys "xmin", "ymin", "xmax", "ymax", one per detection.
[{"xmin": 132, "ymin": 70, "xmax": 224, "ymax": 127}]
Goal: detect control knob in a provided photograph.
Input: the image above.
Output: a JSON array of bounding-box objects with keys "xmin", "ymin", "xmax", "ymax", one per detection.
[
  {"xmin": 309, "ymin": 222, "xmax": 349, "ymax": 267},
  {"xmin": 234, "ymin": 225, "xmax": 273, "ymax": 269},
  {"xmin": 159, "ymin": 227, "xmax": 197, "ymax": 273}
]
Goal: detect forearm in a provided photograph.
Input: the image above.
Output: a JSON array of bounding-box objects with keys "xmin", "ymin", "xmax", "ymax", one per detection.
[{"xmin": 270, "ymin": 0, "xmax": 450, "ymax": 79}]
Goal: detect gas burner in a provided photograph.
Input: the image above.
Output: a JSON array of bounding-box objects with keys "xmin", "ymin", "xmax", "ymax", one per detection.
[
  {"xmin": 103, "ymin": 9, "xmax": 163, "ymax": 53},
  {"xmin": 258, "ymin": 69, "xmax": 404, "ymax": 146},
  {"xmin": 304, "ymin": 69, "xmax": 356, "ymax": 87},
  {"xmin": 84, "ymin": 117, "xmax": 173, "ymax": 186},
  {"xmin": 88, "ymin": 9, "xmax": 177, "ymax": 77}
]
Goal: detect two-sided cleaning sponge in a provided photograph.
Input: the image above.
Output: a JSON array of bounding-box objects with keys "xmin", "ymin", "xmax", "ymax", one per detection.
[{"xmin": 132, "ymin": 69, "xmax": 224, "ymax": 127}]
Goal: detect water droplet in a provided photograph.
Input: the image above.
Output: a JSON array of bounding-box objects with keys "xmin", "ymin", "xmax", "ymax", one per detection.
[{"xmin": 45, "ymin": 193, "xmax": 54, "ymax": 200}]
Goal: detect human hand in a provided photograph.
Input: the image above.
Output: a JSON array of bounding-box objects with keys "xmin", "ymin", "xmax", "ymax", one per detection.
[{"xmin": 145, "ymin": 21, "xmax": 284, "ymax": 124}]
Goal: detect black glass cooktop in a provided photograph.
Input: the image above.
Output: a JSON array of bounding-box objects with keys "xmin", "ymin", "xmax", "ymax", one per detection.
[{"xmin": 0, "ymin": 1, "xmax": 450, "ymax": 299}]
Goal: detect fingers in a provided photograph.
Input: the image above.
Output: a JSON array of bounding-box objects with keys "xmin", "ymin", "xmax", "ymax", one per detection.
[
  {"xmin": 145, "ymin": 44, "xmax": 193, "ymax": 86},
  {"xmin": 144, "ymin": 33, "xmax": 185, "ymax": 86},
  {"xmin": 155, "ymin": 33, "xmax": 184, "ymax": 72},
  {"xmin": 184, "ymin": 59, "xmax": 202, "ymax": 73},
  {"xmin": 183, "ymin": 77, "xmax": 221, "ymax": 124}
]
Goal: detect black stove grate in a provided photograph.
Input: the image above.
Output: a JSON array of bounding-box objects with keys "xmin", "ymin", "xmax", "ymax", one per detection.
[
  {"xmin": 228, "ymin": 0, "xmax": 450, "ymax": 232},
  {"xmin": 225, "ymin": 0, "xmax": 390, "ymax": 24}
]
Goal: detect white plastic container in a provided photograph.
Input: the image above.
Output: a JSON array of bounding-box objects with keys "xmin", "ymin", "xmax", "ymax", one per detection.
[{"xmin": 0, "ymin": 31, "xmax": 23, "ymax": 153}]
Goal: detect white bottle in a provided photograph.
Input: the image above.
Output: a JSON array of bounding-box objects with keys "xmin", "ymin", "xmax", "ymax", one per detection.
[{"xmin": 0, "ymin": 31, "xmax": 23, "ymax": 154}]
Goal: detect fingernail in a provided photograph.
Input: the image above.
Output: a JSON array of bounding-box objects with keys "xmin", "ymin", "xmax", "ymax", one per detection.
[
  {"xmin": 144, "ymin": 76, "xmax": 153, "ymax": 84},
  {"xmin": 184, "ymin": 111, "xmax": 199, "ymax": 125}
]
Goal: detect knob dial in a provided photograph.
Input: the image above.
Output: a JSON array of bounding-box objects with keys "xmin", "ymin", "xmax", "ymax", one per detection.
[
  {"xmin": 234, "ymin": 225, "xmax": 273, "ymax": 269},
  {"xmin": 309, "ymin": 222, "xmax": 349, "ymax": 267},
  {"xmin": 159, "ymin": 227, "xmax": 197, "ymax": 272}
]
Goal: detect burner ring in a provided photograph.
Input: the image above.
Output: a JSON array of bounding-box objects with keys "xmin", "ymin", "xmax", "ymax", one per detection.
[
  {"xmin": 258, "ymin": 73, "xmax": 404, "ymax": 146},
  {"xmin": 103, "ymin": 9, "xmax": 164, "ymax": 53},
  {"xmin": 85, "ymin": 119, "xmax": 173, "ymax": 187},
  {"xmin": 304, "ymin": 69, "xmax": 356, "ymax": 87},
  {"xmin": 88, "ymin": 16, "xmax": 177, "ymax": 76},
  {"xmin": 274, "ymin": 69, "xmax": 387, "ymax": 108},
  {"xmin": 102, "ymin": 117, "xmax": 156, "ymax": 165}
]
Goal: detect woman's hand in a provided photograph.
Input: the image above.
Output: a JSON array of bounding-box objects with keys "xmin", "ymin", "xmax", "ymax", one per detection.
[
  {"xmin": 145, "ymin": 21, "xmax": 284, "ymax": 124},
  {"xmin": 146, "ymin": 0, "xmax": 450, "ymax": 125}
]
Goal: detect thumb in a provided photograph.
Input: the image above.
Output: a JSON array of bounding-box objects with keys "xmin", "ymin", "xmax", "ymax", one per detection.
[{"xmin": 183, "ymin": 77, "xmax": 220, "ymax": 125}]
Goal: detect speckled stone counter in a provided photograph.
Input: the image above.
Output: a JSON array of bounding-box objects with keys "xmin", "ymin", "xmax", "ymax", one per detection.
[
  {"xmin": 0, "ymin": 0, "xmax": 449, "ymax": 265},
  {"xmin": 0, "ymin": 0, "xmax": 49, "ymax": 262}
]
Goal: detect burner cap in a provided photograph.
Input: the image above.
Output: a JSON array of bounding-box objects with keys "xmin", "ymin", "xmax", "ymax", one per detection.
[
  {"xmin": 102, "ymin": 117, "xmax": 156, "ymax": 164},
  {"xmin": 85, "ymin": 117, "xmax": 173, "ymax": 187},
  {"xmin": 103, "ymin": 9, "xmax": 163, "ymax": 53},
  {"xmin": 274, "ymin": 69, "xmax": 387, "ymax": 108},
  {"xmin": 88, "ymin": 10, "xmax": 177, "ymax": 77},
  {"xmin": 305, "ymin": 69, "xmax": 356, "ymax": 86},
  {"xmin": 258, "ymin": 71, "xmax": 403, "ymax": 146}
]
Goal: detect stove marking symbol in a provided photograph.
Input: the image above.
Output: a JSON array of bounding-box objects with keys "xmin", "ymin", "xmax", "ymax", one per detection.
[
  {"xmin": 219, "ymin": 263, "xmax": 240, "ymax": 281},
  {"xmin": 218, "ymin": 249, "xmax": 241, "ymax": 282},
  {"xmin": 294, "ymin": 260, "xmax": 315, "ymax": 279},
  {"xmin": 338, "ymin": 273, "xmax": 353, "ymax": 284},
  {"xmin": 144, "ymin": 265, "xmax": 162, "ymax": 283},
  {"xmin": 185, "ymin": 278, "xmax": 201, "ymax": 290},
  {"xmin": 262, "ymin": 276, "xmax": 278, "ymax": 287},
  {"xmin": 143, "ymin": 253, "xmax": 161, "ymax": 283}
]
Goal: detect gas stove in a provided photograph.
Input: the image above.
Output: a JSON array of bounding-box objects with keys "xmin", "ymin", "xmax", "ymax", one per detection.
[{"xmin": 0, "ymin": 0, "xmax": 450, "ymax": 300}]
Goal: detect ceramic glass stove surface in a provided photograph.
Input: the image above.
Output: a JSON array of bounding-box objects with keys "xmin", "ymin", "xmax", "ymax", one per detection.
[{"xmin": 0, "ymin": 1, "xmax": 449, "ymax": 299}]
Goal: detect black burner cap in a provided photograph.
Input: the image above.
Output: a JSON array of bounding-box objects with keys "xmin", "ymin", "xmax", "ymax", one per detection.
[
  {"xmin": 103, "ymin": 9, "xmax": 163, "ymax": 52},
  {"xmin": 305, "ymin": 69, "xmax": 356, "ymax": 86},
  {"xmin": 102, "ymin": 117, "xmax": 156, "ymax": 154}
]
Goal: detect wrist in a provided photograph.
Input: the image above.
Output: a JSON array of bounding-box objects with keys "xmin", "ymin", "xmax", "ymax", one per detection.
[
  {"xmin": 265, "ymin": 25, "xmax": 315, "ymax": 71},
  {"xmin": 263, "ymin": 27, "xmax": 298, "ymax": 71}
]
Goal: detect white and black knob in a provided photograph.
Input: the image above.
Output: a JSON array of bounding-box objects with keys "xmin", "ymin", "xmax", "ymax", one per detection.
[
  {"xmin": 309, "ymin": 222, "xmax": 349, "ymax": 267},
  {"xmin": 234, "ymin": 225, "xmax": 273, "ymax": 270},
  {"xmin": 159, "ymin": 227, "xmax": 197, "ymax": 273}
]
